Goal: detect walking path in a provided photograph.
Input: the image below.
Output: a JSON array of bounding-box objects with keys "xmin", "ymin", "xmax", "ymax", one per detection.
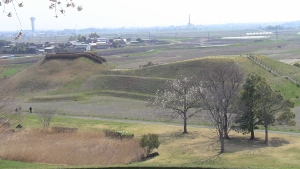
[{"xmin": 54, "ymin": 114, "xmax": 300, "ymax": 136}]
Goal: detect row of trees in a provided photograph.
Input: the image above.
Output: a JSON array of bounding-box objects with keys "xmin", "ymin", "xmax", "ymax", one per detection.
[
  {"xmin": 68, "ymin": 33, "xmax": 101, "ymax": 42},
  {"xmin": 153, "ymin": 61, "xmax": 295, "ymax": 153}
]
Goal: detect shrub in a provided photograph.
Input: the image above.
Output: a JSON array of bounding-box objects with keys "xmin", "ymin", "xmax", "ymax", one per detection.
[
  {"xmin": 140, "ymin": 133, "xmax": 160, "ymax": 157},
  {"xmin": 52, "ymin": 126, "xmax": 78, "ymax": 133},
  {"xmin": 36, "ymin": 109, "xmax": 56, "ymax": 131},
  {"xmin": 103, "ymin": 129, "xmax": 134, "ymax": 139},
  {"xmin": 293, "ymin": 63, "xmax": 300, "ymax": 68}
]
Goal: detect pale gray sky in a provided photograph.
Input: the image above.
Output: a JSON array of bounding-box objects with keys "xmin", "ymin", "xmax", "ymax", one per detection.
[{"xmin": 1, "ymin": 0, "xmax": 300, "ymax": 31}]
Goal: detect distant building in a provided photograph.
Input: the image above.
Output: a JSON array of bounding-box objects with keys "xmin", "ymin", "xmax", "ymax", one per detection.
[
  {"xmin": 44, "ymin": 46, "xmax": 56, "ymax": 54},
  {"xmin": 69, "ymin": 41, "xmax": 91, "ymax": 52},
  {"xmin": 30, "ymin": 17, "xmax": 36, "ymax": 36},
  {"xmin": 97, "ymin": 38, "xmax": 108, "ymax": 43},
  {"xmin": 96, "ymin": 42, "xmax": 111, "ymax": 49},
  {"xmin": 75, "ymin": 44, "xmax": 91, "ymax": 51}
]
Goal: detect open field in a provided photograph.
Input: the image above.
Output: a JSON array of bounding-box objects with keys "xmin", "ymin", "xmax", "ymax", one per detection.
[
  {"xmin": 2, "ymin": 29, "xmax": 300, "ymax": 168},
  {"xmin": 1, "ymin": 115, "xmax": 300, "ymax": 169},
  {"xmin": 3, "ymin": 54, "xmax": 300, "ymax": 129}
]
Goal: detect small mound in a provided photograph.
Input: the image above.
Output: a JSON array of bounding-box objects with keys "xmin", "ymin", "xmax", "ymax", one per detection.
[{"xmin": 45, "ymin": 52, "xmax": 106, "ymax": 64}]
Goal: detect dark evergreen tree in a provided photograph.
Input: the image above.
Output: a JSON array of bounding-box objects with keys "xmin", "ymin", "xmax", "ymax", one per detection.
[{"xmin": 236, "ymin": 73, "xmax": 264, "ymax": 140}]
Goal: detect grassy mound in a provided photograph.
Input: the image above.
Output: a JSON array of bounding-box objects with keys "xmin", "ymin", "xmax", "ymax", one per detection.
[
  {"xmin": 4, "ymin": 55, "xmax": 300, "ymax": 105},
  {"xmin": 6, "ymin": 57, "xmax": 108, "ymax": 96}
]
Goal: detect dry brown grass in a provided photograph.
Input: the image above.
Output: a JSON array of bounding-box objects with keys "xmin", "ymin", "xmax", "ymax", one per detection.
[{"xmin": 0, "ymin": 129, "xmax": 145, "ymax": 165}]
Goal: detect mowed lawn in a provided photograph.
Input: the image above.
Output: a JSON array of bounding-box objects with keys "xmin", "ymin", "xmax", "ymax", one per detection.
[{"xmin": 1, "ymin": 115, "xmax": 300, "ymax": 169}]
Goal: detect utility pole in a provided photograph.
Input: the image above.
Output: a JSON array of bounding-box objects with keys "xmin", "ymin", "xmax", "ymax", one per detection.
[
  {"xmin": 207, "ymin": 31, "xmax": 210, "ymax": 42},
  {"xmin": 276, "ymin": 25, "xmax": 278, "ymax": 40},
  {"xmin": 189, "ymin": 14, "xmax": 191, "ymax": 29}
]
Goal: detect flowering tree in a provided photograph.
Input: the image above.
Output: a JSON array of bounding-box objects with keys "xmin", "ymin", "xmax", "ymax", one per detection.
[
  {"xmin": 1, "ymin": 0, "xmax": 83, "ymax": 40},
  {"xmin": 153, "ymin": 76, "xmax": 202, "ymax": 134}
]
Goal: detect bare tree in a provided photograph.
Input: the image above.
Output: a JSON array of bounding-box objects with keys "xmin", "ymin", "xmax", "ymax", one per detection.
[
  {"xmin": 37, "ymin": 109, "xmax": 56, "ymax": 131},
  {"xmin": 200, "ymin": 61, "xmax": 243, "ymax": 153},
  {"xmin": 153, "ymin": 76, "xmax": 202, "ymax": 134}
]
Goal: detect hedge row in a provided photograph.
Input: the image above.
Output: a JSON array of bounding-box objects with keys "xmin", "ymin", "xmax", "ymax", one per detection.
[
  {"xmin": 45, "ymin": 52, "xmax": 106, "ymax": 64},
  {"xmin": 103, "ymin": 129, "xmax": 134, "ymax": 139},
  {"xmin": 51, "ymin": 126, "xmax": 78, "ymax": 133}
]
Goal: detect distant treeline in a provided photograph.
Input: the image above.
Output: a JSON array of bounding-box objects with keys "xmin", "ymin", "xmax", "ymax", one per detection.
[{"xmin": 45, "ymin": 52, "xmax": 106, "ymax": 64}]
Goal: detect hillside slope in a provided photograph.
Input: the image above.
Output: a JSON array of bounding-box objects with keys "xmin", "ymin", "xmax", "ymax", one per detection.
[
  {"xmin": 7, "ymin": 57, "xmax": 108, "ymax": 96},
  {"xmin": 103, "ymin": 56, "xmax": 300, "ymax": 104},
  {"xmin": 5, "ymin": 55, "xmax": 300, "ymax": 105}
]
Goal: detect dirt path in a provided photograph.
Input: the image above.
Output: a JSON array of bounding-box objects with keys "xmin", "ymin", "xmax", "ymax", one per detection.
[
  {"xmin": 22, "ymin": 95, "xmax": 300, "ymax": 130},
  {"xmin": 279, "ymin": 59, "xmax": 300, "ymax": 65},
  {"xmin": 55, "ymin": 114, "xmax": 300, "ymax": 136}
]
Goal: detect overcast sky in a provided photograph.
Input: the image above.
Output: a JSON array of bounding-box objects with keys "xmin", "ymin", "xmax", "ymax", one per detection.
[{"xmin": 1, "ymin": 0, "xmax": 300, "ymax": 31}]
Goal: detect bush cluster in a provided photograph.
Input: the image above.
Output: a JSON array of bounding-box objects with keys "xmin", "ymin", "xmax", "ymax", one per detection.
[
  {"xmin": 103, "ymin": 129, "xmax": 134, "ymax": 139},
  {"xmin": 52, "ymin": 126, "xmax": 78, "ymax": 133},
  {"xmin": 45, "ymin": 52, "xmax": 106, "ymax": 64},
  {"xmin": 140, "ymin": 133, "xmax": 160, "ymax": 157},
  {"xmin": 293, "ymin": 62, "xmax": 300, "ymax": 68}
]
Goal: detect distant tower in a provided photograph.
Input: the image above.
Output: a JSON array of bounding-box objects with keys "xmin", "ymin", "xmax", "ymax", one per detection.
[
  {"xmin": 30, "ymin": 17, "xmax": 36, "ymax": 35},
  {"xmin": 188, "ymin": 14, "xmax": 191, "ymax": 29}
]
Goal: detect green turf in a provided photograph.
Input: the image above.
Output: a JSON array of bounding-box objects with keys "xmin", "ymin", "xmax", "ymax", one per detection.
[{"xmin": 0, "ymin": 63, "xmax": 32, "ymax": 80}]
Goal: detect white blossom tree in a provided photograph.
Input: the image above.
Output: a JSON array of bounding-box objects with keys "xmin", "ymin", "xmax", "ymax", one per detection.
[{"xmin": 153, "ymin": 76, "xmax": 202, "ymax": 134}]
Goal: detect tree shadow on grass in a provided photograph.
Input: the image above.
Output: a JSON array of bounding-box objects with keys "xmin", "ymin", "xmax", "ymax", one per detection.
[
  {"xmin": 160, "ymin": 130, "xmax": 216, "ymax": 142},
  {"xmin": 269, "ymin": 137, "xmax": 289, "ymax": 147},
  {"xmin": 197, "ymin": 153, "xmax": 222, "ymax": 165},
  {"xmin": 197, "ymin": 136, "xmax": 290, "ymax": 165},
  {"xmin": 225, "ymin": 135, "xmax": 290, "ymax": 153}
]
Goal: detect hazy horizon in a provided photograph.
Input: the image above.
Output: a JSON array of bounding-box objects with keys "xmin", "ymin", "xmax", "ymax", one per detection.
[{"xmin": 1, "ymin": 0, "xmax": 300, "ymax": 32}]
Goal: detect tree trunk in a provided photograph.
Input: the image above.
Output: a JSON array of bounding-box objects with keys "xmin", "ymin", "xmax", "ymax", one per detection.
[
  {"xmin": 250, "ymin": 129, "xmax": 255, "ymax": 140},
  {"xmin": 249, "ymin": 113, "xmax": 255, "ymax": 140},
  {"xmin": 264, "ymin": 125, "xmax": 268, "ymax": 144},
  {"xmin": 220, "ymin": 129, "xmax": 225, "ymax": 153},
  {"xmin": 183, "ymin": 112, "xmax": 188, "ymax": 134},
  {"xmin": 147, "ymin": 147, "xmax": 150, "ymax": 157},
  {"xmin": 224, "ymin": 113, "xmax": 230, "ymax": 139}
]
